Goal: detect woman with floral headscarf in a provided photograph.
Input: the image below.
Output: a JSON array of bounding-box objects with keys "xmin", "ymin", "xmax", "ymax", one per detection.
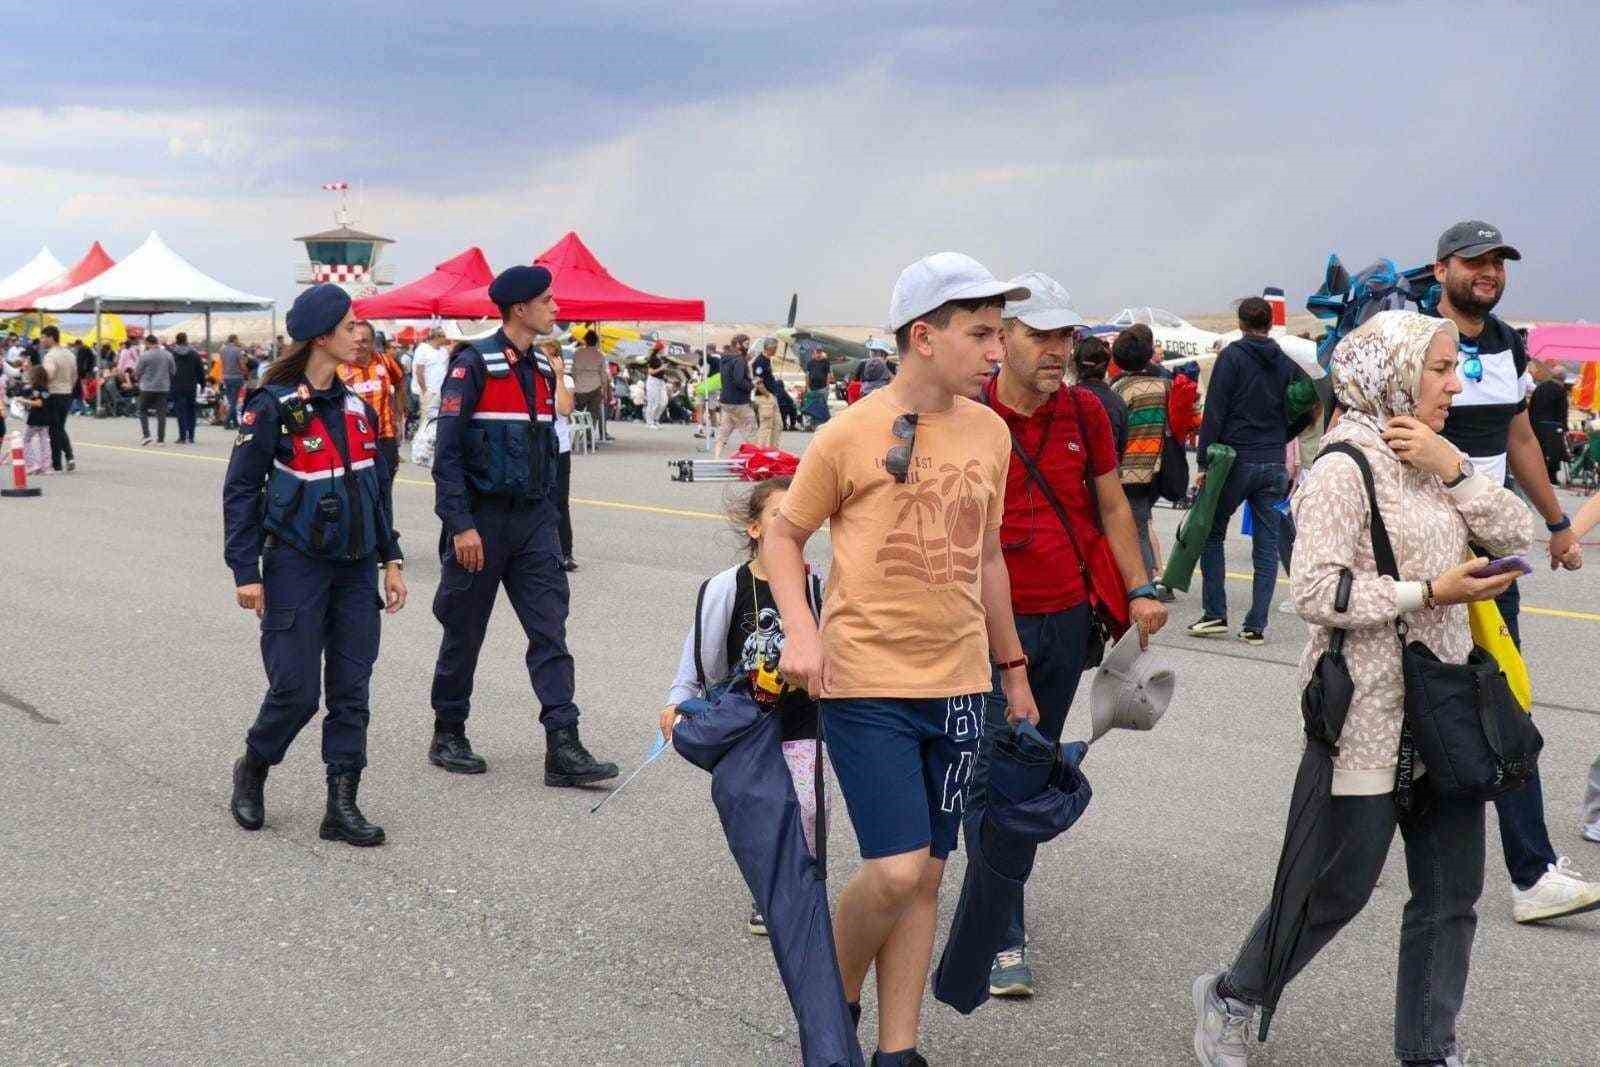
[{"xmin": 1190, "ymin": 311, "xmax": 1533, "ymax": 1067}]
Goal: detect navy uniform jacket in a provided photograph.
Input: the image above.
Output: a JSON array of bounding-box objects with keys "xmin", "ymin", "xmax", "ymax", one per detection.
[
  {"xmin": 432, "ymin": 329, "xmax": 558, "ymax": 537},
  {"xmin": 223, "ymin": 378, "xmax": 402, "ymax": 586}
]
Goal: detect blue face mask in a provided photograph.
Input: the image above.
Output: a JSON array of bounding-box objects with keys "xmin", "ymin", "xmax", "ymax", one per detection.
[{"xmin": 1458, "ymin": 338, "xmax": 1483, "ymax": 384}]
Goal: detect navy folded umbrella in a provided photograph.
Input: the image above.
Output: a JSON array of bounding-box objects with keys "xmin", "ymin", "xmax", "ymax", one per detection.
[
  {"xmin": 673, "ymin": 682, "xmax": 864, "ymax": 1067},
  {"xmin": 934, "ymin": 722, "xmax": 1092, "ymax": 1014}
]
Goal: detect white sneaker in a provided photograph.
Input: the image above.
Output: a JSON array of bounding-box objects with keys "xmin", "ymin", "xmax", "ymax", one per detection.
[
  {"xmin": 1582, "ymin": 825, "xmax": 1600, "ymax": 844},
  {"xmin": 1511, "ymin": 856, "xmax": 1600, "ymax": 923},
  {"xmin": 1191, "ymin": 973, "xmax": 1252, "ymax": 1066}
]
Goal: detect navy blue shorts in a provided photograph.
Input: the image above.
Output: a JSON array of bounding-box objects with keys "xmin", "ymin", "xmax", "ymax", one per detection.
[{"xmin": 822, "ymin": 694, "xmax": 986, "ymax": 860}]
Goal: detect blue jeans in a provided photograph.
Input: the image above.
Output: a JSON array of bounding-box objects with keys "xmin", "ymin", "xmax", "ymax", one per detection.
[
  {"xmin": 1486, "ymin": 578, "xmax": 1559, "ymax": 889},
  {"xmin": 1201, "ymin": 460, "xmax": 1288, "ymax": 632},
  {"xmin": 967, "ymin": 604, "xmax": 1093, "ymax": 951}
]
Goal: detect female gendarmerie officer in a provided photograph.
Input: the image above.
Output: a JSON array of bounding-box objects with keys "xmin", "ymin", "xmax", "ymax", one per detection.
[{"xmin": 223, "ymin": 284, "xmax": 407, "ymax": 846}]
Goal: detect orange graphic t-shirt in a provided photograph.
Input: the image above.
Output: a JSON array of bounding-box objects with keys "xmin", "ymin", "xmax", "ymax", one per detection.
[
  {"xmin": 337, "ymin": 354, "xmax": 404, "ymax": 439},
  {"xmin": 779, "ymin": 389, "xmax": 1010, "ymax": 699}
]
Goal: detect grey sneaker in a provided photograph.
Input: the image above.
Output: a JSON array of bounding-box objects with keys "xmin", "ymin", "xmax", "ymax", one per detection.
[
  {"xmin": 1192, "ymin": 973, "xmax": 1252, "ymax": 1066},
  {"xmin": 989, "ymin": 946, "xmax": 1034, "ymax": 997}
]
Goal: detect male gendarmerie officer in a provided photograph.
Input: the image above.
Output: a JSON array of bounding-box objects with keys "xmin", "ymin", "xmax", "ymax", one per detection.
[
  {"xmin": 223, "ymin": 283, "xmax": 407, "ymax": 845},
  {"xmin": 429, "ymin": 265, "xmax": 619, "ymax": 786}
]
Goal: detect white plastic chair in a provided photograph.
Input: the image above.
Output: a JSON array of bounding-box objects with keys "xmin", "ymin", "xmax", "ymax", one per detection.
[{"xmin": 568, "ymin": 410, "xmax": 597, "ymax": 455}]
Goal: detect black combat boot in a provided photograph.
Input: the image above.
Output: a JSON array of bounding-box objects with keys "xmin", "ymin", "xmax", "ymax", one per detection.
[
  {"xmin": 428, "ymin": 722, "xmax": 488, "ymax": 774},
  {"xmin": 230, "ymin": 752, "xmax": 269, "ymax": 830},
  {"xmin": 319, "ymin": 772, "xmax": 386, "ymax": 847},
  {"xmin": 543, "ymin": 725, "xmax": 620, "ymax": 787}
]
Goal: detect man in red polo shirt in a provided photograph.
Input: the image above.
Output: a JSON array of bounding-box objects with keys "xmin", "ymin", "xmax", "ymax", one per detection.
[{"xmin": 975, "ymin": 271, "xmax": 1169, "ymax": 998}]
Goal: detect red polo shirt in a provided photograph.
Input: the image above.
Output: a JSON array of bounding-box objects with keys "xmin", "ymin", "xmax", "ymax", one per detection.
[{"xmin": 986, "ymin": 378, "xmax": 1118, "ymax": 615}]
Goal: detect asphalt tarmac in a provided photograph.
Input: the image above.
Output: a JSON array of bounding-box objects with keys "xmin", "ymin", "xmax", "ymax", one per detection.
[{"xmin": 4, "ymin": 414, "xmax": 1598, "ymax": 1066}]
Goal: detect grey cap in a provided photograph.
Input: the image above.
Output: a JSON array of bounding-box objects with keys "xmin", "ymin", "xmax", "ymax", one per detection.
[
  {"xmin": 1002, "ymin": 271, "xmax": 1086, "ymax": 331},
  {"xmin": 1436, "ymin": 220, "xmax": 1521, "ymax": 262}
]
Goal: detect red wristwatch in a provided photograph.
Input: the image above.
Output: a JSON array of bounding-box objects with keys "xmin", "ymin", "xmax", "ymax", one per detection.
[{"xmin": 994, "ymin": 654, "xmax": 1029, "ymax": 672}]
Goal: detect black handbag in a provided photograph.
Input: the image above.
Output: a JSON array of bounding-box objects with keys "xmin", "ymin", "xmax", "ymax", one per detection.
[
  {"xmin": 1321, "ymin": 443, "xmax": 1542, "ymax": 808},
  {"xmin": 1300, "ymin": 568, "xmax": 1355, "ymax": 754}
]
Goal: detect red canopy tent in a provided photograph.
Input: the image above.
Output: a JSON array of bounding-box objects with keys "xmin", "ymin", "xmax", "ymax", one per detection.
[
  {"xmin": 0, "ymin": 241, "xmax": 115, "ymax": 311},
  {"xmin": 351, "ymin": 247, "xmax": 495, "ymax": 320},
  {"xmin": 437, "ymin": 231, "xmax": 705, "ymax": 321}
]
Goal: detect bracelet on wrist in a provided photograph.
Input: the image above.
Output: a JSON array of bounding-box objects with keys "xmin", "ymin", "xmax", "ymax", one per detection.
[
  {"xmin": 1546, "ymin": 514, "xmax": 1572, "ymax": 534},
  {"xmin": 1423, "ymin": 579, "xmax": 1436, "ymax": 610},
  {"xmin": 1126, "ymin": 582, "xmax": 1159, "ymax": 602},
  {"xmin": 994, "ymin": 654, "xmax": 1029, "ymax": 673}
]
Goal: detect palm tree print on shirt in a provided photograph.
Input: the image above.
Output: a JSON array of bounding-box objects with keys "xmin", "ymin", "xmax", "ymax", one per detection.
[{"xmin": 875, "ymin": 460, "xmax": 986, "ymax": 585}]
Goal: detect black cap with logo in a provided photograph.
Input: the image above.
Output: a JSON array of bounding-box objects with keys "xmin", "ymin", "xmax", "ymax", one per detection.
[{"xmin": 1436, "ymin": 220, "xmax": 1522, "ymax": 262}]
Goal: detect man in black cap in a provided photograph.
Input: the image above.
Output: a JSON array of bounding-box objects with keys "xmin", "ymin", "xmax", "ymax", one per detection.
[
  {"xmin": 1429, "ymin": 220, "xmax": 1595, "ymax": 925},
  {"xmin": 427, "ymin": 264, "xmax": 618, "ymax": 787}
]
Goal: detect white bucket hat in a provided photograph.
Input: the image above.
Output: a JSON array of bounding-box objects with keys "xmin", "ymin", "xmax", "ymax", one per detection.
[{"xmin": 1089, "ymin": 627, "xmax": 1176, "ymax": 743}]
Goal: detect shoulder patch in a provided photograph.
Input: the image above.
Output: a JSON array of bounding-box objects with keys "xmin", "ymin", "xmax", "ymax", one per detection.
[
  {"xmin": 240, "ymin": 410, "xmax": 257, "ymax": 426},
  {"xmin": 451, "ymin": 366, "xmax": 467, "ymax": 379},
  {"xmin": 441, "ymin": 395, "xmax": 463, "ymax": 415}
]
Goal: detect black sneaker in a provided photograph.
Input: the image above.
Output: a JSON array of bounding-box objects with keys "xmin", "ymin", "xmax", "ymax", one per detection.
[
  {"xmin": 1238, "ymin": 628, "xmax": 1265, "ymax": 646},
  {"xmin": 562, "ymin": 556, "xmax": 579, "ymax": 572},
  {"xmin": 1187, "ymin": 615, "xmax": 1228, "ymax": 638},
  {"xmin": 1154, "ymin": 583, "xmax": 1177, "ymax": 603}
]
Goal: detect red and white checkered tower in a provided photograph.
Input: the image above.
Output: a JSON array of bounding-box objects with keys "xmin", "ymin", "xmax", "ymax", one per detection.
[{"xmin": 293, "ymin": 182, "xmax": 395, "ymax": 299}]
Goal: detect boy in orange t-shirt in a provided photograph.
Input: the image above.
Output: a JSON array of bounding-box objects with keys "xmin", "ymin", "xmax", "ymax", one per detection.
[{"xmin": 764, "ymin": 253, "xmax": 1039, "ymax": 1063}]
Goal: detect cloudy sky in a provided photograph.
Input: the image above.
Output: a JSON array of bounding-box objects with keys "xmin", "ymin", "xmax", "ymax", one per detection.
[{"xmin": 4, "ymin": 0, "xmax": 1594, "ymax": 324}]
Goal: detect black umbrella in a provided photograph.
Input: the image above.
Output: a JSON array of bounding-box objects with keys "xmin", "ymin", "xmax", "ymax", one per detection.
[
  {"xmin": 1254, "ymin": 593, "xmax": 1355, "ymax": 1041},
  {"xmin": 933, "ymin": 723, "xmax": 1092, "ymax": 1014},
  {"xmin": 673, "ymin": 682, "xmax": 864, "ymax": 1067}
]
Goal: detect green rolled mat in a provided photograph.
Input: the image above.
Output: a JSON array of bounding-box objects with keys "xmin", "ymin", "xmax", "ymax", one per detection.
[{"xmin": 1160, "ymin": 443, "xmax": 1237, "ymax": 592}]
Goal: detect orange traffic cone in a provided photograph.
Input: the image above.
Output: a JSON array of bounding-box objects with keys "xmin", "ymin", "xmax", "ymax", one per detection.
[{"xmin": 2, "ymin": 429, "xmax": 41, "ymax": 498}]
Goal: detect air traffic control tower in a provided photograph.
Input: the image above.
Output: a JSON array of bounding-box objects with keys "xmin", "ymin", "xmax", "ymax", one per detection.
[{"xmin": 293, "ymin": 185, "xmax": 395, "ymax": 299}]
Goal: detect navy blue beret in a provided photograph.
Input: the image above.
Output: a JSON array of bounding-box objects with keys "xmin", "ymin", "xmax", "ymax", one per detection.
[
  {"xmin": 487, "ymin": 265, "xmax": 553, "ymax": 307},
  {"xmin": 286, "ymin": 283, "xmax": 352, "ymax": 342}
]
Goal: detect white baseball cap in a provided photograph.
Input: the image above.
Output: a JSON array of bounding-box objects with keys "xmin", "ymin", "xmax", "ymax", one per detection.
[
  {"xmin": 1003, "ymin": 271, "xmax": 1086, "ymax": 331},
  {"xmin": 887, "ymin": 252, "xmax": 1030, "ymax": 332}
]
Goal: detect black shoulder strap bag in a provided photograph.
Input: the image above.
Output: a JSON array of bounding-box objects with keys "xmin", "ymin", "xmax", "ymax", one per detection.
[{"xmin": 1322, "ymin": 442, "xmax": 1542, "ymax": 816}]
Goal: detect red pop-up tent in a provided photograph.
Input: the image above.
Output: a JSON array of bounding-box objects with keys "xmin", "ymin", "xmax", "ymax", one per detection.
[
  {"xmin": 352, "ymin": 247, "xmax": 495, "ymax": 320},
  {"xmin": 438, "ymin": 231, "xmax": 705, "ymax": 321},
  {"xmin": 0, "ymin": 241, "xmax": 116, "ymax": 311}
]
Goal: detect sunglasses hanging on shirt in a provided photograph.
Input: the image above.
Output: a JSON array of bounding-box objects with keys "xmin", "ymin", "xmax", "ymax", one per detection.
[
  {"xmin": 885, "ymin": 413, "xmax": 919, "ymax": 483},
  {"xmin": 1458, "ymin": 337, "xmax": 1483, "ymax": 384}
]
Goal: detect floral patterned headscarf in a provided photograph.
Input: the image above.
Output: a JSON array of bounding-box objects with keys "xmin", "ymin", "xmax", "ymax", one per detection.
[{"xmin": 1329, "ymin": 309, "xmax": 1458, "ymax": 425}]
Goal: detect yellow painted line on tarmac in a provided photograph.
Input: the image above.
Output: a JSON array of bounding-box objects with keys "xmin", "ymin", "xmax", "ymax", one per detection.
[
  {"xmin": 72, "ymin": 442, "xmax": 1600, "ymax": 622},
  {"xmin": 79, "ymin": 441, "xmax": 227, "ymax": 463}
]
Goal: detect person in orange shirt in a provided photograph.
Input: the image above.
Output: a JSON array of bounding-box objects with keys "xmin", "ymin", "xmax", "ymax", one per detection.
[{"xmin": 341, "ymin": 322, "xmax": 406, "ymax": 495}]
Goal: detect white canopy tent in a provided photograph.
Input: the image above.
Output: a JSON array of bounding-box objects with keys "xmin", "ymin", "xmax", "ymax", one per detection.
[
  {"xmin": 0, "ymin": 246, "xmax": 65, "ymax": 303},
  {"xmin": 37, "ymin": 231, "xmax": 275, "ymax": 349}
]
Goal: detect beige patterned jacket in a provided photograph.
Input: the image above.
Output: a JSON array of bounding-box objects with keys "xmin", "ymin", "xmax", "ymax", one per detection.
[{"xmin": 1291, "ymin": 416, "xmax": 1532, "ymax": 795}]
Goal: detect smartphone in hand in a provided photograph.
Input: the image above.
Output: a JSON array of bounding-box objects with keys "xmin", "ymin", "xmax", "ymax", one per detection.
[{"xmin": 1470, "ymin": 555, "xmax": 1534, "ymax": 579}]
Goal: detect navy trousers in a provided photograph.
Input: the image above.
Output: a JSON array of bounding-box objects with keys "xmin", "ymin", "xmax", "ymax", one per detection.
[
  {"xmin": 969, "ymin": 603, "xmax": 1093, "ymax": 951},
  {"xmin": 247, "ymin": 545, "xmax": 381, "ymax": 776},
  {"xmin": 431, "ymin": 496, "xmax": 578, "ymax": 732}
]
